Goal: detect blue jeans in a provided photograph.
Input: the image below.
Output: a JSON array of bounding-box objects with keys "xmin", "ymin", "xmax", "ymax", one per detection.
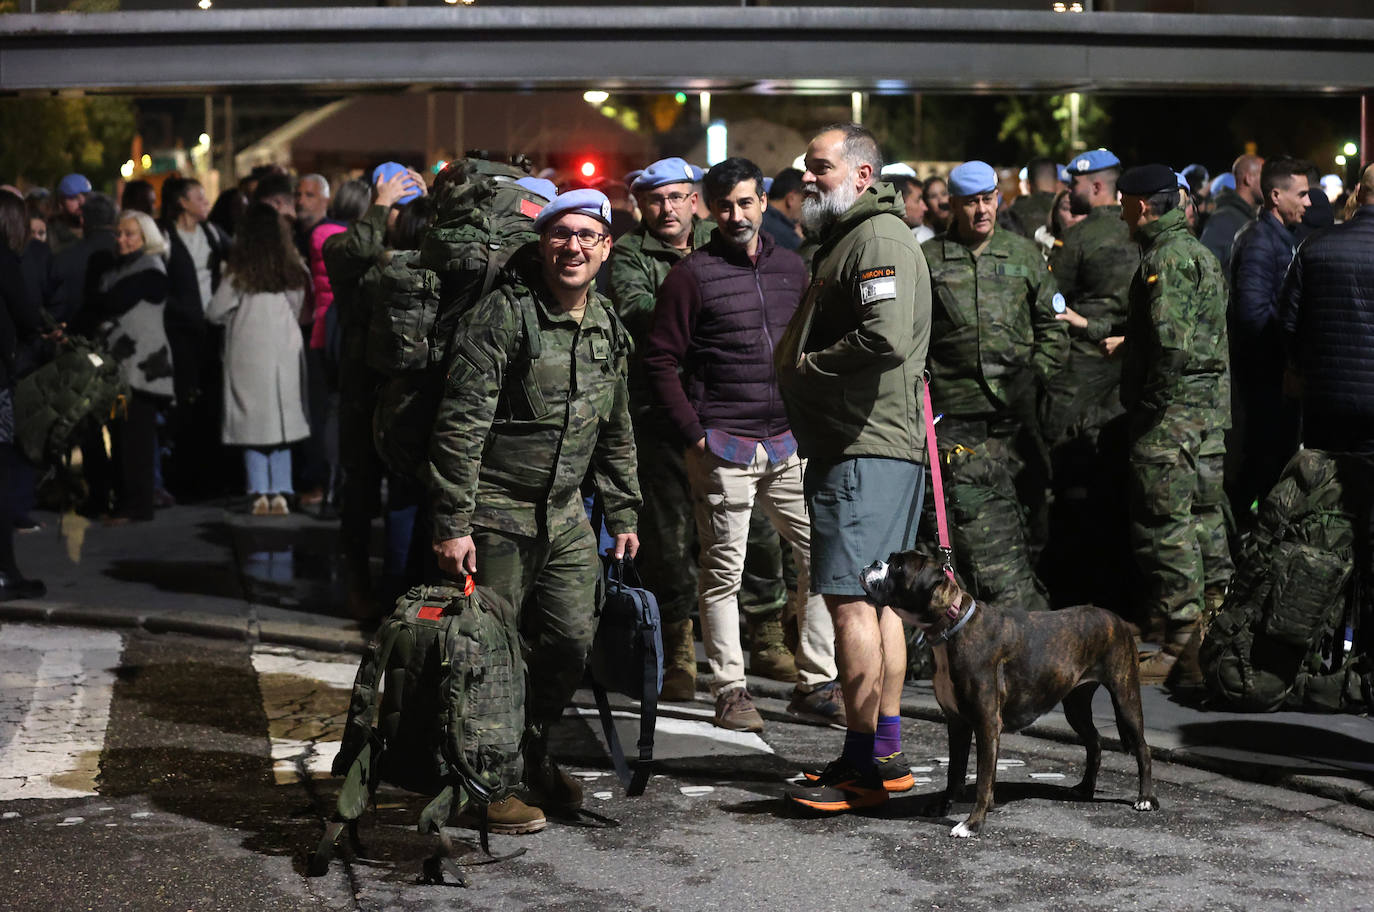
[{"xmin": 244, "ymin": 447, "xmax": 293, "ymax": 496}]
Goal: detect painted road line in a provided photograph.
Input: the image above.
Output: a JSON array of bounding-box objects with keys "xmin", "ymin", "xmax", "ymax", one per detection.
[
  {"xmin": 250, "ymin": 647, "xmax": 354, "ymax": 785},
  {"xmin": 573, "ymin": 707, "xmax": 774, "ymax": 759},
  {"xmin": 0, "ymin": 624, "xmax": 124, "ymax": 800}
]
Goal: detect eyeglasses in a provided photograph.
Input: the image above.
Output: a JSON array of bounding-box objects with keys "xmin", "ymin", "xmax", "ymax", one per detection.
[
  {"xmin": 547, "ymin": 226, "xmax": 610, "ymax": 248},
  {"xmin": 643, "ymin": 191, "xmax": 693, "ymax": 208}
]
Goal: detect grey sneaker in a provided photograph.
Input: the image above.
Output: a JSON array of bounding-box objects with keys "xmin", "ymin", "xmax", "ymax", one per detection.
[
  {"xmin": 786, "ymin": 680, "xmax": 847, "ymax": 728},
  {"xmin": 714, "ymin": 686, "xmax": 764, "ymax": 732}
]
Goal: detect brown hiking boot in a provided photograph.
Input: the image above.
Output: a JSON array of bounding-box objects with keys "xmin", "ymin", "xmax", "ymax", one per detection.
[
  {"xmin": 455, "ymin": 795, "xmax": 546, "ymax": 835},
  {"xmin": 1138, "ymin": 649, "xmax": 1177, "ymax": 686},
  {"xmin": 714, "ymin": 686, "xmax": 764, "ymax": 732},
  {"xmin": 1165, "ymin": 620, "xmax": 1209, "ymax": 692},
  {"xmin": 660, "ymin": 618, "xmax": 697, "ymax": 701},
  {"xmin": 747, "ymin": 613, "xmax": 798, "ymax": 683}
]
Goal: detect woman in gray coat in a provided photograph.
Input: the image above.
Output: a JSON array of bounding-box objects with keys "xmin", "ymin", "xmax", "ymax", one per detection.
[{"xmin": 207, "ymin": 203, "xmax": 310, "ymax": 516}]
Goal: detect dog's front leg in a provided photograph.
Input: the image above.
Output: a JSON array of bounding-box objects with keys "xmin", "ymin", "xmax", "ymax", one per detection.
[
  {"xmin": 951, "ymin": 720, "xmax": 999, "ymax": 838},
  {"xmin": 937, "ymin": 719, "xmax": 973, "ymax": 819}
]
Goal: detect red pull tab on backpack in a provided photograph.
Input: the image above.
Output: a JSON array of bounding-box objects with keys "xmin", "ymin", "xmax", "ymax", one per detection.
[
  {"xmin": 463, "ymin": 574, "xmax": 475, "ymax": 597},
  {"xmin": 417, "ymin": 603, "xmax": 445, "ymax": 621}
]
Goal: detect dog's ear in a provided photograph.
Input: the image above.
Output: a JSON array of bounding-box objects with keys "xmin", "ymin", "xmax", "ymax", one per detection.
[{"xmin": 930, "ymin": 578, "xmax": 961, "ymax": 616}]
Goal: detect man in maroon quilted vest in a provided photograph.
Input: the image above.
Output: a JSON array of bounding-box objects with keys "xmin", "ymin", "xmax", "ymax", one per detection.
[{"xmin": 644, "ymin": 157, "xmax": 843, "ymax": 734}]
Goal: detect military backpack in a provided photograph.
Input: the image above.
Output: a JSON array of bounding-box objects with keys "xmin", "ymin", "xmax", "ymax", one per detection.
[
  {"xmin": 366, "ymin": 156, "xmax": 553, "ymax": 480},
  {"xmin": 1200, "ymin": 449, "xmax": 1372, "ymax": 713},
  {"xmin": 13, "ymin": 334, "xmax": 129, "ymax": 469},
  {"xmin": 311, "ymin": 580, "xmax": 527, "ymax": 885}
]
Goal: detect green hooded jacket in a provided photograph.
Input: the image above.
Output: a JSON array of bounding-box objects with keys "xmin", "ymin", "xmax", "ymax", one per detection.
[{"xmin": 775, "ymin": 182, "xmax": 931, "ymax": 465}]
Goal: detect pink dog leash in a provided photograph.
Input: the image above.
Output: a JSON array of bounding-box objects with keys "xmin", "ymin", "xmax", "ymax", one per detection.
[{"xmin": 922, "ymin": 375, "xmax": 959, "ymax": 594}]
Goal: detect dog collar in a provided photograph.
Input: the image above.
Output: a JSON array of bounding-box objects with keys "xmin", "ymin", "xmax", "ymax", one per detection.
[{"xmin": 928, "ymin": 594, "xmax": 978, "ymax": 645}]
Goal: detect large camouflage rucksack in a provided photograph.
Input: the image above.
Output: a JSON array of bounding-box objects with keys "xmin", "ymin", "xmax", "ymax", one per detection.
[
  {"xmin": 367, "ymin": 155, "xmax": 551, "ymax": 480},
  {"xmin": 14, "ymin": 334, "xmax": 129, "ymax": 468},
  {"xmin": 1200, "ymin": 449, "xmax": 1372, "ymax": 713},
  {"xmin": 311, "ymin": 580, "xmax": 527, "ymax": 885}
]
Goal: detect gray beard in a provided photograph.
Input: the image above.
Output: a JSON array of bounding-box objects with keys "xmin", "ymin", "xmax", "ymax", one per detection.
[{"xmin": 801, "ymin": 182, "xmax": 859, "ymax": 234}]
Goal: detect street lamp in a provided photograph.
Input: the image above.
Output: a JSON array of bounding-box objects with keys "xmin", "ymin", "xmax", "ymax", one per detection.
[
  {"xmin": 1336, "ymin": 154, "xmax": 1347, "ymax": 167},
  {"xmin": 1343, "ymin": 141, "xmax": 1358, "ymax": 158},
  {"xmin": 583, "ymin": 90, "xmax": 609, "ymax": 105}
]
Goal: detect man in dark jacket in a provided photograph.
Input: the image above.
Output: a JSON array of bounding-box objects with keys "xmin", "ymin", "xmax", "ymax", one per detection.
[
  {"xmin": 1280, "ymin": 163, "xmax": 1374, "ymax": 456},
  {"xmin": 49, "ymin": 194, "xmax": 118, "ymax": 329},
  {"xmin": 1199, "ymin": 154, "xmax": 1263, "ymax": 270},
  {"xmin": 1227, "ymin": 155, "xmax": 1310, "ymax": 525},
  {"xmin": 761, "ymin": 167, "xmax": 804, "ymax": 252},
  {"xmin": 645, "ymin": 157, "xmax": 841, "ymax": 735}
]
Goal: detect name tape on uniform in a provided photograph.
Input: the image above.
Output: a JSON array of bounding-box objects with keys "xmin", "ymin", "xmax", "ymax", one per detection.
[{"xmin": 859, "ymin": 266, "xmax": 898, "ymax": 306}]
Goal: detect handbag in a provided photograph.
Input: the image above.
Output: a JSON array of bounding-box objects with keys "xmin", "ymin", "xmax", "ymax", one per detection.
[{"xmin": 589, "ymin": 553, "xmax": 663, "ymax": 797}]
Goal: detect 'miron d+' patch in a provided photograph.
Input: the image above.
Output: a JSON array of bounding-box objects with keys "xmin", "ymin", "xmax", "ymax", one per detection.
[{"xmin": 859, "ymin": 266, "xmax": 898, "ymax": 305}]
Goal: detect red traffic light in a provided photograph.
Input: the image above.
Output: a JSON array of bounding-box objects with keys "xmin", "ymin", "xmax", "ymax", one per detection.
[{"xmin": 579, "ymin": 160, "xmax": 597, "ymax": 179}]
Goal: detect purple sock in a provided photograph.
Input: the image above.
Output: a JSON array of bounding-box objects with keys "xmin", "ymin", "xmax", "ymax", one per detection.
[
  {"xmin": 841, "ymin": 729, "xmax": 876, "ymax": 771},
  {"xmin": 874, "ymin": 716, "xmax": 902, "ymax": 759}
]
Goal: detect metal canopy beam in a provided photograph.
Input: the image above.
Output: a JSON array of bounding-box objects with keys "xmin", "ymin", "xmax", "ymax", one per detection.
[{"xmin": 3, "ymin": 7, "xmax": 1373, "ymax": 95}]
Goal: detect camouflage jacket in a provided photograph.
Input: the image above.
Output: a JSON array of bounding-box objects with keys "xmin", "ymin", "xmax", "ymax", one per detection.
[
  {"xmin": 1121, "ymin": 207, "xmax": 1231, "ymax": 426},
  {"xmin": 322, "ymin": 204, "xmax": 391, "ymax": 373},
  {"xmin": 1007, "ymin": 190, "xmax": 1057, "ymax": 239},
  {"xmin": 605, "ymin": 217, "xmax": 715, "ymax": 411},
  {"xmin": 1049, "ymin": 204, "xmax": 1138, "ymax": 345},
  {"xmin": 428, "ymin": 252, "xmax": 641, "ymax": 542},
  {"xmin": 923, "ymin": 227, "xmax": 1069, "ymax": 422}
]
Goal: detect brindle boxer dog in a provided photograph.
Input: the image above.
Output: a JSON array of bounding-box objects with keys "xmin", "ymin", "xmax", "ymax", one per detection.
[{"xmin": 860, "ymin": 551, "xmax": 1159, "ymax": 837}]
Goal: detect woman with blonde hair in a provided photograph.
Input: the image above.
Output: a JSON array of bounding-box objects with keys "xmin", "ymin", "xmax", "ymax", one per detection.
[
  {"xmin": 86, "ymin": 208, "xmax": 175, "ymax": 522},
  {"xmin": 207, "ymin": 202, "xmax": 310, "ymax": 516}
]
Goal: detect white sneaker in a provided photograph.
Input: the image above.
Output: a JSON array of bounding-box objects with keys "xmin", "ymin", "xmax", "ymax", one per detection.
[
  {"xmin": 250, "ymin": 495, "xmax": 270, "ymax": 516},
  {"xmin": 268, "ymin": 494, "xmax": 290, "ymax": 516}
]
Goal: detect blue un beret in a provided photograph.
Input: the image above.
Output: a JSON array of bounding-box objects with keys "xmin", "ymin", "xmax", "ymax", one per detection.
[
  {"xmin": 631, "ymin": 157, "xmax": 699, "ymax": 192},
  {"xmin": 533, "ymin": 188, "xmax": 613, "ymax": 232},
  {"xmin": 1057, "ymin": 164, "xmax": 1072, "ymax": 183},
  {"xmin": 948, "ymin": 161, "xmax": 998, "ymax": 197},
  {"xmin": 1175, "ymin": 171, "xmax": 1191, "ymax": 192},
  {"xmin": 58, "ymin": 173, "xmax": 92, "ymax": 198},
  {"xmin": 514, "ymin": 177, "xmax": 558, "ymax": 202},
  {"xmin": 1068, "ymin": 148, "xmax": 1121, "ymax": 176},
  {"xmin": 371, "ymin": 162, "xmax": 423, "ymax": 205},
  {"xmin": 1211, "ymin": 172, "xmax": 1236, "ymax": 195}
]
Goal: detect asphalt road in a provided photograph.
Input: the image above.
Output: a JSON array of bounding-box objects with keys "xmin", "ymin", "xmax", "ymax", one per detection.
[{"xmin": 2, "ymin": 624, "xmax": 1372, "ymax": 912}]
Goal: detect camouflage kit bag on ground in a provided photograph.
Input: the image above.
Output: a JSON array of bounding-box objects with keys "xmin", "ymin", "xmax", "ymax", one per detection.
[
  {"xmin": 1200, "ymin": 449, "xmax": 1371, "ymax": 713},
  {"xmin": 13, "ymin": 334, "xmax": 129, "ymax": 469},
  {"xmin": 368, "ymin": 155, "xmax": 552, "ymax": 479},
  {"xmin": 311, "ymin": 579, "xmax": 527, "ymax": 885}
]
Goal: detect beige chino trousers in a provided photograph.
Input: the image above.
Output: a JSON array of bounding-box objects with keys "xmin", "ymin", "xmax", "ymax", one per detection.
[{"xmin": 685, "ymin": 445, "xmax": 837, "ymax": 695}]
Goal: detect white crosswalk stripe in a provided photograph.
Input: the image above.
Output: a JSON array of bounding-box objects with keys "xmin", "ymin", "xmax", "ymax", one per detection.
[
  {"xmin": 0, "ymin": 624, "xmax": 124, "ymax": 800},
  {"xmin": 0, "ymin": 627, "xmax": 794, "ymax": 805}
]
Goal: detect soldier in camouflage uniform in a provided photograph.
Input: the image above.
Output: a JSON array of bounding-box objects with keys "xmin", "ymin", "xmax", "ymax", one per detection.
[
  {"xmin": 1005, "ymin": 157, "xmax": 1061, "ymax": 239},
  {"xmin": 322, "ymin": 166, "xmax": 425, "ymax": 618},
  {"xmin": 607, "ymin": 158, "xmax": 796, "ymax": 699},
  {"xmin": 1117, "ymin": 164, "xmax": 1233, "ymax": 685},
  {"xmin": 923, "ymin": 161, "xmax": 1069, "ymax": 613},
  {"xmin": 430, "ymin": 189, "xmax": 641, "ymax": 833},
  {"xmin": 1042, "ymin": 148, "xmax": 1140, "ymax": 613}
]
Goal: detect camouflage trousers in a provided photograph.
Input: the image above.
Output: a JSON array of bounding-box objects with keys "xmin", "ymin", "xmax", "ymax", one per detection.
[
  {"xmin": 1128, "ymin": 421, "xmax": 1234, "ymax": 631},
  {"xmin": 472, "ymin": 520, "xmax": 599, "ymax": 730},
  {"xmin": 633, "ymin": 422, "xmax": 791, "ymax": 624},
  {"xmin": 932, "ymin": 425, "xmax": 1049, "ymax": 612},
  {"xmin": 1041, "ymin": 409, "xmax": 1134, "ymax": 618}
]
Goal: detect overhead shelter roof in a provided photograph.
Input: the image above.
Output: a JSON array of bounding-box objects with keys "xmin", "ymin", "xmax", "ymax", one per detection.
[{"xmin": 3, "ymin": 7, "xmax": 1374, "ymax": 95}]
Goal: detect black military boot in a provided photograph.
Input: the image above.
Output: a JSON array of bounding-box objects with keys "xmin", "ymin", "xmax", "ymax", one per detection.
[{"xmin": 522, "ymin": 724, "xmax": 583, "ymax": 812}]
